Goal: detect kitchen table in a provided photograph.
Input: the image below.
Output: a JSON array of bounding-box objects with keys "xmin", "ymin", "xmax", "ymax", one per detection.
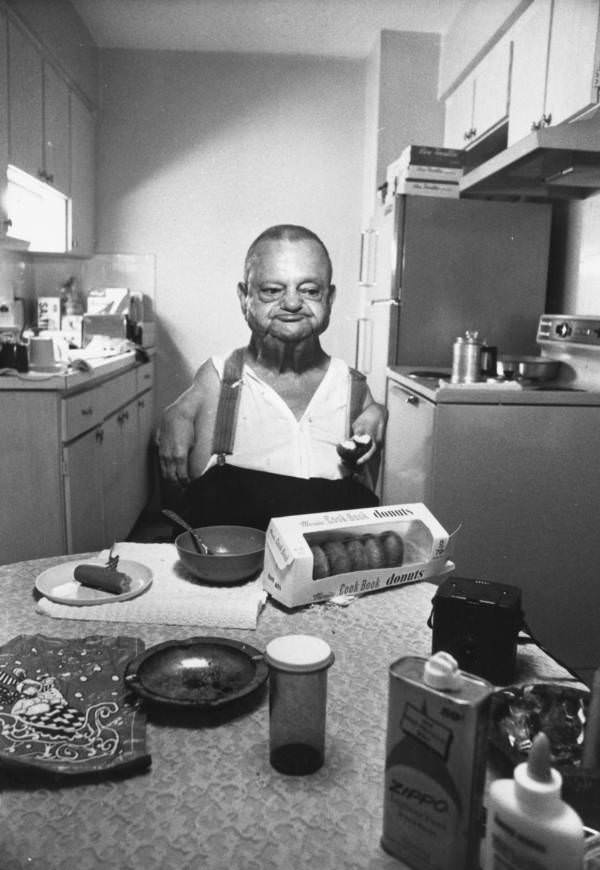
[{"xmin": 0, "ymin": 555, "xmax": 580, "ymax": 870}]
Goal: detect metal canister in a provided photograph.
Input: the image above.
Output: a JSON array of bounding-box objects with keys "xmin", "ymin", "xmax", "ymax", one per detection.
[
  {"xmin": 381, "ymin": 653, "xmax": 494, "ymax": 870},
  {"xmin": 451, "ymin": 331, "xmax": 483, "ymax": 383}
]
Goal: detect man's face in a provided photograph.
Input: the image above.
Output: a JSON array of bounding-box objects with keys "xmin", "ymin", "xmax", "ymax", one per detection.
[{"xmin": 237, "ymin": 238, "xmax": 336, "ymax": 343}]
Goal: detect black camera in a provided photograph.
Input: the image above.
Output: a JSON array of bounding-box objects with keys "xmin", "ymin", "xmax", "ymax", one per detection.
[{"xmin": 428, "ymin": 576, "xmax": 524, "ymax": 686}]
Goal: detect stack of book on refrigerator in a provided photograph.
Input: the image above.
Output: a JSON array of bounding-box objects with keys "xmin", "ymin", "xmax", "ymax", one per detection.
[{"xmin": 386, "ymin": 145, "xmax": 464, "ymax": 200}]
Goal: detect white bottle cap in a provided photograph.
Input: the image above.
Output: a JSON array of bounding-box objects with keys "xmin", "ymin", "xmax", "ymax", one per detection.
[
  {"xmin": 423, "ymin": 651, "xmax": 463, "ymax": 690},
  {"xmin": 265, "ymin": 635, "xmax": 334, "ymax": 673}
]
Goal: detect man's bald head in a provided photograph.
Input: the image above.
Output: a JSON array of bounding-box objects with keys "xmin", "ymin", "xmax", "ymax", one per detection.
[{"xmin": 243, "ymin": 225, "xmax": 333, "ymax": 285}]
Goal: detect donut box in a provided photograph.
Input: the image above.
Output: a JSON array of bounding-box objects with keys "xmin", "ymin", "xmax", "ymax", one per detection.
[{"xmin": 262, "ymin": 503, "xmax": 454, "ymax": 608}]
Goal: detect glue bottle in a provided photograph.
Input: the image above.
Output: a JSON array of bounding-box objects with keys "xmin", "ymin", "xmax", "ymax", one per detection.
[{"xmin": 483, "ymin": 731, "xmax": 585, "ymax": 870}]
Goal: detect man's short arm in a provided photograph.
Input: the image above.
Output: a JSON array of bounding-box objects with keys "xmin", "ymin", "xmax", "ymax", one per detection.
[
  {"xmin": 156, "ymin": 360, "xmax": 218, "ymax": 486},
  {"xmin": 351, "ymin": 385, "xmax": 388, "ymax": 487}
]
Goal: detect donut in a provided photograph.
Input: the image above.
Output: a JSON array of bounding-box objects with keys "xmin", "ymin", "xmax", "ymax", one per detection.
[
  {"xmin": 344, "ymin": 537, "xmax": 368, "ymax": 571},
  {"xmin": 380, "ymin": 530, "xmax": 404, "ymax": 568},
  {"xmin": 311, "ymin": 544, "xmax": 330, "ymax": 580},
  {"xmin": 322, "ymin": 540, "xmax": 352, "ymax": 575},
  {"xmin": 361, "ymin": 534, "xmax": 386, "ymax": 569},
  {"xmin": 336, "ymin": 434, "xmax": 373, "ymax": 466}
]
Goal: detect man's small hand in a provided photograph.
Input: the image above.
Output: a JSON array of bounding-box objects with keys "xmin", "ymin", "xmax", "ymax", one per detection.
[
  {"xmin": 156, "ymin": 405, "xmax": 194, "ymax": 487},
  {"xmin": 351, "ymin": 401, "xmax": 388, "ymax": 466}
]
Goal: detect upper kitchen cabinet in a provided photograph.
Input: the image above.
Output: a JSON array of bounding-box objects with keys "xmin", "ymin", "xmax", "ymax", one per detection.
[
  {"xmin": 43, "ymin": 61, "xmax": 70, "ymax": 192},
  {"xmin": 0, "ymin": 10, "xmax": 8, "ymax": 232},
  {"xmin": 7, "ymin": 18, "xmax": 69, "ymax": 192},
  {"xmin": 508, "ymin": 0, "xmax": 600, "ymax": 145},
  {"xmin": 69, "ymin": 91, "xmax": 95, "ymax": 255},
  {"xmin": 444, "ymin": 34, "xmax": 512, "ymax": 148}
]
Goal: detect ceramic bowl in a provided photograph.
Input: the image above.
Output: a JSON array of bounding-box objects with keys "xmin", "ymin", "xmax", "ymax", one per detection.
[{"xmin": 175, "ymin": 525, "xmax": 265, "ymax": 583}]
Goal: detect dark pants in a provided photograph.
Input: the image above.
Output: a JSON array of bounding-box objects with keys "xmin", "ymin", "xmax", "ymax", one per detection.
[{"xmin": 180, "ymin": 464, "xmax": 379, "ymax": 531}]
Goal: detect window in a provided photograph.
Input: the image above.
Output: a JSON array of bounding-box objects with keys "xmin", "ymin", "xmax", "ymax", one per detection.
[{"xmin": 5, "ymin": 165, "xmax": 69, "ymax": 253}]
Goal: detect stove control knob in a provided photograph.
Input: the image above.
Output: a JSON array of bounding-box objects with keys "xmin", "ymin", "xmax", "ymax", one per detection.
[{"xmin": 556, "ymin": 321, "xmax": 572, "ymax": 338}]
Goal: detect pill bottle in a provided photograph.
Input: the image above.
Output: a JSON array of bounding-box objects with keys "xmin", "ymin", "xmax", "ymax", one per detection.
[
  {"xmin": 483, "ymin": 731, "xmax": 585, "ymax": 870},
  {"xmin": 265, "ymin": 634, "xmax": 334, "ymax": 775}
]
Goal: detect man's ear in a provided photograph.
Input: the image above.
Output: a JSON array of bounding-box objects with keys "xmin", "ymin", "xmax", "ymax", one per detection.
[
  {"xmin": 237, "ymin": 282, "xmax": 249, "ymax": 312},
  {"xmin": 328, "ymin": 284, "xmax": 336, "ymax": 306}
]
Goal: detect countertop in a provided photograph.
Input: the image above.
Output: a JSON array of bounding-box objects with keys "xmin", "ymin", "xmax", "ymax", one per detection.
[
  {"xmin": 0, "ymin": 350, "xmax": 147, "ymax": 393},
  {"xmin": 387, "ymin": 365, "xmax": 600, "ymax": 405},
  {"xmin": 0, "ymin": 553, "xmax": 579, "ymax": 870}
]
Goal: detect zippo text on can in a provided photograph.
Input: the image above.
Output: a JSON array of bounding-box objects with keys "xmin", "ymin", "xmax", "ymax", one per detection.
[{"xmin": 381, "ymin": 653, "xmax": 493, "ymax": 870}]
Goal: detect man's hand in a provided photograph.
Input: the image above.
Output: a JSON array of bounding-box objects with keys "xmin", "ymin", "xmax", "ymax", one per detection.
[
  {"xmin": 351, "ymin": 401, "xmax": 388, "ymax": 466},
  {"xmin": 156, "ymin": 401, "xmax": 195, "ymax": 487}
]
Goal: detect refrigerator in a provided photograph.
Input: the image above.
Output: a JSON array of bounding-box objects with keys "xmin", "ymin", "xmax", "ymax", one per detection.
[{"xmin": 356, "ymin": 195, "xmax": 553, "ymax": 402}]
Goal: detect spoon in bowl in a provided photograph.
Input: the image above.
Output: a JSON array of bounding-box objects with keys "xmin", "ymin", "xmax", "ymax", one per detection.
[{"xmin": 161, "ymin": 509, "xmax": 211, "ymax": 555}]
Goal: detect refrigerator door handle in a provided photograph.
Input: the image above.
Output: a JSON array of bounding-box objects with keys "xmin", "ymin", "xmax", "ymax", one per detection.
[
  {"xmin": 359, "ymin": 229, "xmax": 378, "ymax": 286},
  {"xmin": 370, "ymin": 298, "xmax": 399, "ymax": 306},
  {"xmin": 355, "ymin": 317, "xmax": 373, "ymax": 372}
]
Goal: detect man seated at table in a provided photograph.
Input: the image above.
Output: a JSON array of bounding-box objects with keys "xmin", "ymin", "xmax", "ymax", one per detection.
[{"xmin": 156, "ymin": 224, "xmax": 387, "ymax": 531}]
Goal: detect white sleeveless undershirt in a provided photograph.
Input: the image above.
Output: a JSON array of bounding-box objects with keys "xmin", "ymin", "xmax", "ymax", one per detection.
[{"xmin": 203, "ymin": 355, "xmax": 351, "ymax": 479}]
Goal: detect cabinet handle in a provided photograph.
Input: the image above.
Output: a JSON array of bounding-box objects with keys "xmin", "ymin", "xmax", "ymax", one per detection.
[
  {"xmin": 81, "ymin": 406, "xmax": 93, "ymax": 416},
  {"xmin": 391, "ymin": 384, "xmax": 420, "ymax": 405},
  {"xmin": 531, "ymin": 119, "xmax": 542, "ymax": 131},
  {"xmin": 542, "ymin": 113, "xmax": 552, "ymax": 127},
  {"xmin": 37, "ymin": 168, "xmax": 47, "ymax": 181},
  {"xmin": 138, "ymin": 399, "xmax": 145, "ymax": 408},
  {"xmin": 95, "ymin": 428, "xmax": 104, "ymax": 443}
]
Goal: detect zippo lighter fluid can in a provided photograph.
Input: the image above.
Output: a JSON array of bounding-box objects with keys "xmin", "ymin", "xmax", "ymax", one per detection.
[{"xmin": 381, "ymin": 654, "xmax": 494, "ymax": 870}]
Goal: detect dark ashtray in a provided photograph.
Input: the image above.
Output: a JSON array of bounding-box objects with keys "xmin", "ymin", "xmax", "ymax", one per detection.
[
  {"xmin": 489, "ymin": 683, "xmax": 590, "ymax": 771},
  {"xmin": 124, "ymin": 637, "xmax": 268, "ymax": 709}
]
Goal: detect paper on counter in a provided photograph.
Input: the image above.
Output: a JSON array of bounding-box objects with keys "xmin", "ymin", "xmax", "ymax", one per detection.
[{"xmin": 36, "ymin": 542, "xmax": 267, "ymax": 630}]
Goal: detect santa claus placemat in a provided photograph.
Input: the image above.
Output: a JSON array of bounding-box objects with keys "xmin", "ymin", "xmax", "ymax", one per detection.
[{"xmin": 0, "ymin": 634, "xmax": 150, "ymax": 779}]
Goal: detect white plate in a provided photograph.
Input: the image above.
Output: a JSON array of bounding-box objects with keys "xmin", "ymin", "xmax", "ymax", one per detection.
[{"xmin": 35, "ymin": 559, "xmax": 153, "ymax": 606}]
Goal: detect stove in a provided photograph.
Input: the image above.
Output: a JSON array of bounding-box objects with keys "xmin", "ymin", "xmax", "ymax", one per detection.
[
  {"xmin": 537, "ymin": 313, "xmax": 600, "ymax": 391},
  {"xmin": 384, "ymin": 315, "xmax": 600, "ymax": 683},
  {"xmin": 400, "ymin": 315, "xmax": 600, "ymax": 403}
]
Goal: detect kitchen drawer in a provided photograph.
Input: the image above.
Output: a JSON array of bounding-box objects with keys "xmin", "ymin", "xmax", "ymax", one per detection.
[
  {"xmin": 102, "ymin": 369, "xmax": 138, "ymax": 416},
  {"xmin": 61, "ymin": 370, "xmax": 138, "ymax": 442},
  {"xmin": 136, "ymin": 360, "xmax": 154, "ymax": 394},
  {"xmin": 62, "ymin": 388, "xmax": 105, "ymax": 441}
]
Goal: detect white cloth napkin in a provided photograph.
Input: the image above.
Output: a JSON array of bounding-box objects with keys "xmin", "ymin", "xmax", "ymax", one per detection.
[{"xmin": 36, "ymin": 542, "xmax": 267, "ymax": 630}]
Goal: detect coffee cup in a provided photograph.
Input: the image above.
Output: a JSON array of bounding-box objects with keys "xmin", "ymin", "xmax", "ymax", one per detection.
[{"xmin": 29, "ymin": 336, "xmax": 60, "ymax": 368}]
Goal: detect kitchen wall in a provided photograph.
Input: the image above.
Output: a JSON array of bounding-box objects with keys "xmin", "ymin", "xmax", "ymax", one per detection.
[{"xmin": 95, "ymin": 48, "xmax": 366, "ymax": 413}]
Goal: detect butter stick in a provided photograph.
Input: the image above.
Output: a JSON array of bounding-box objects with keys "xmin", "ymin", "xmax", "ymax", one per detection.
[{"xmin": 73, "ymin": 564, "xmax": 132, "ymax": 594}]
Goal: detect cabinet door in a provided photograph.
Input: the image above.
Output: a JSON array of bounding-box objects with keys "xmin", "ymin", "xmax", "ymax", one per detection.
[
  {"xmin": 444, "ymin": 73, "xmax": 475, "ymax": 148},
  {"xmin": 102, "ymin": 401, "xmax": 139, "ymax": 544},
  {"xmin": 508, "ymin": 0, "xmax": 552, "ymax": 145},
  {"xmin": 381, "ymin": 381, "xmax": 435, "ymax": 506},
  {"xmin": 133, "ymin": 390, "xmax": 156, "ymax": 517},
  {"xmin": 7, "ymin": 19, "xmax": 43, "ymax": 179},
  {"xmin": 0, "ymin": 11, "xmax": 8, "ymax": 237},
  {"xmin": 63, "ymin": 426, "xmax": 106, "ymax": 553},
  {"xmin": 545, "ymin": 0, "xmax": 600, "ymax": 127},
  {"xmin": 471, "ymin": 34, "xmax": 511, "ymax": 140},
  {"xmin": 0, "ymin": 392, "xmax": 65, "ymax": 563},
  {"xmin": 69, "ymin": 91, "xmax": 95, "ymax": 254},
  {"xmin": 43, "ymin": 61, "xmax": 69, "ymax": 193}
]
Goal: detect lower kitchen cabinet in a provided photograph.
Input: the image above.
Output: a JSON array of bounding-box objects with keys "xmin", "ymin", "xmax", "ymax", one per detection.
[
  {"xmin": 0, "ymin": 360, "xmax": 155, "ymax": 564},
  {"xmin": 381, "ymin": 373, "xmax": 600, "ymax": 683}
]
